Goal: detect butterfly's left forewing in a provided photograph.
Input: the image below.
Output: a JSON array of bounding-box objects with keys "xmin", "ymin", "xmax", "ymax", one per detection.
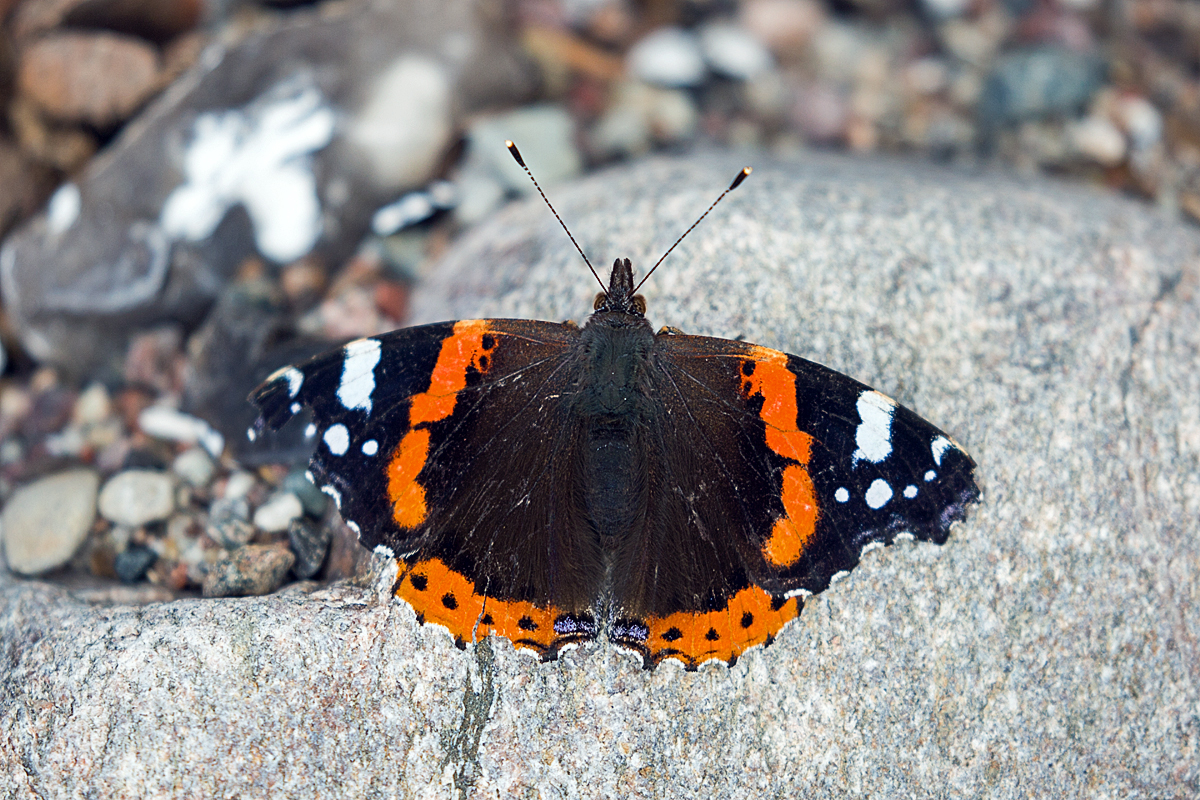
[{"xmin": 250, "ymin": 319, "xmax": 604, "ymax": 660}]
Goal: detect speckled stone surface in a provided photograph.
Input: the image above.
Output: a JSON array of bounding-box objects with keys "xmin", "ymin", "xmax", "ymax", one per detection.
[{"xmin": 3, "ymin": 153, "xmax": 1198, "ymax": 797}]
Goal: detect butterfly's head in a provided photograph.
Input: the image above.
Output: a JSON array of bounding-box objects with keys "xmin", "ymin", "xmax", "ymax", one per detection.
[{"xmin": 594, "ymin": 258, "xmax": 647, "ymax": 317}]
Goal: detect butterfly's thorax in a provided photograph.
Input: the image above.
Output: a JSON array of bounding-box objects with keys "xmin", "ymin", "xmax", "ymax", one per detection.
[{"xmin": 574, "ymin": 307, "xmax": 656, "ymax": 539}]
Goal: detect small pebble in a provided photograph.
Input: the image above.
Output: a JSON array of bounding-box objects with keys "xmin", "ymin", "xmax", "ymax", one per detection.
[
  {"xmin": 699, "ymin": 23, "xmax": 773, "ymax": 80},
  {"xmin": 98, "ymin": 469, "xmax": 175, "ymax": 528},
  {"xmin": 468, "ymin": 104, "xmax": 582, "ymax": 195},
  {"xmin": 283, "ymin": 471, "xmax": 329, "ymax": 518},
  {"xmin": 172, "ymin": 447, "xmax": 216, "ymax": 488},
  {"xmin": 138, "ymin": 405, "xmax": 224, "ymax": 457},
  {"xmin": 288, "ymin": 517, "xmax": 332, "ymax": 580},
  {"xmin": 627, "ymin": 27, "xmax": 706, "ymax": 88},
  {"xmin": 202, "ymin": 544, "xmax": 296, "ymax": 597},
  {"xmin": 1, "ymin": 469, "xmax": 99, "ymax": 575},
  {"xmin": 1070, "ymin": 115, "xmax": 1125, "ymax": 165},
  {"xmin": 740, "ymin": 0, "xmax": 825, "ymax": 56},
  {"xmin": 71, "ymin": 382, "xmax": 112, "ymax": 426},
  {"xmin": 222, "ymin": 471, "xmax": 257, "ymax": 501},
  {"xmin": 1114, "ymin": 95, "xmax": 1162, "ymax": 151},
  {"xmin": 114, "ymin": 545, "xmax": 157, "ymax": 584},
  {"xmin": 207, "ymin": 496, "xmax": 254, "ymax": 548},
  {"xmin": 253, "ymin": 492, "xmax": 304, "ymax": 533}
]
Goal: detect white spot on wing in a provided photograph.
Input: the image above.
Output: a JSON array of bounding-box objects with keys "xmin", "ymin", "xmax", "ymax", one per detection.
[
  {"xmin": 324, "ymin": 423, "xmax": 350, "ymax": 455},
  {"xmin": 321, "ymin": 484, "xmax": 342, "ymax": 509},
  {"xmin": 865, "ymin": 478, "xmax": 893, "ymax": 509},
  {"xmin": 834, "ymin": 487, "xmax": 849, "ymax": 503},
  {"xmin": 903, "ymin": 485, "xmax": 918, "ymax": 499},
  {"xmin": 346, "ymin": 520, "xmax": 361, "ymax": 535},
  {"xmin": 283, "ymin": 367, "xmax": 304, "ymax": 398},
  {"xmin": 924, "ymin": 469, "xmax": 936, "ymax": 482},
  {"xmin": 304, "ymin": 423, "xmax": 317, "ymax": 439},
  {"xmin": 362, "ymin": 439, "xmax": 379, "ymax": 456},
  {"xmin": 373, "ymin": 544, "xmax": 394, "ymax": 558},
  {"xmin": 338, "ymin": 338, "xmax": 382, "ymax": 414},
  {"xmin": 290, "ymin": 402, "xmax": 301, "ymax": 414},
  {"xmin": 853, "ymin": 390, "xmax": 896, "ymax": 465},
  {"xmin": 246, "ymin": 427, "xmax": 257, "ymax": 442},
  {"xmin": 931, "ymin": 436, "xmax": 953, "ymax": 466}
]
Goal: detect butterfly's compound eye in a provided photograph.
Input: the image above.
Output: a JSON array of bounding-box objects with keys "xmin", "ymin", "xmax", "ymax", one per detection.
[
  {"xmin": 594, "ymin": 292, "xmax": 608, "ymax": 310},
  {"xmin": 631, "ymin": 295, "xmax": 647, "ymax": 315}
]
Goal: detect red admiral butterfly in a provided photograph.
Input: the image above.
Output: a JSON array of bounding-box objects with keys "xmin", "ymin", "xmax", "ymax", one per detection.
[{"xmin": 249, "ymin": 144, "xmax": 979, "ymax": 670}]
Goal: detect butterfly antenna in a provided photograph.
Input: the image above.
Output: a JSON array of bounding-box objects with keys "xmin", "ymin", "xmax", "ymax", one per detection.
[
  {"xmin": 633, "ymin": 167, "xmax": 751, "ymax": 294},
  {"xmin": 506, "ymin": 141, "xmax": 605, "ymax": 291}
]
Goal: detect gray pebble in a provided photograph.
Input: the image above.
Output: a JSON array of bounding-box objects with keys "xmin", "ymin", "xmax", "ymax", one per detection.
[
  {"xmin": 283, "ymin": 471, "xmax": 329, "ymax": 518},
  {"xmin": 202, "ymin": 544, "xmax": 295, "ymax": 597},
  {"xmin": 206, "ymin": 496, "xmax": 254, "ymax": 549},
  {"xmin": 978, "ymin": 47, "xmax": 1105, "ymax": 129},
  {"xmin": 171, "ymin": 447, "xmax": 216, "ymax": 488},
  {"xmin": 98, "ymin": 470, "xmax": 176, "ymax": 528},
  {"xmin": 114, "ymin": 545, "xmax": 157, "ymax": 584},
  {"xmin": 1, "ymin": 469, "xmax": 99, "ymax": 575},
  {"xmin": 288, "ymin": 517, "xmax": 332, "ymax": 580}
]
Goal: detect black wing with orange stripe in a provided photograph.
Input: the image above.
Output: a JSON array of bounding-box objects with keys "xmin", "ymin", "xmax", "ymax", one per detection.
[{"xmin": 250, "ymin": 319, "xmax": 605, "ymax": 659}]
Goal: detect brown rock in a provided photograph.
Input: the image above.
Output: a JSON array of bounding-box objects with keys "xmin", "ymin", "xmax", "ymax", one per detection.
[
  {"xmin": 7, "ymin": 95, "xmax": 98, "ymax": 171},
  {"xmin": 17, "ymin": 32, "xmax": 160, "ymax": 128},
  {"xmin": 0, "ymin": 141, "xmax": 57, "ymax": 239}
]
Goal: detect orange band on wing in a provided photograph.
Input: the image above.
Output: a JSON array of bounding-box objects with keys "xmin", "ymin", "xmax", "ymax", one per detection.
[
  {"xmin": 763, "ymin": 464, "xmax": 818, "ymax": 567},
  {"xmin": 394, "ymin": 557, "xmax": 581, "ymax": 657},
  {"xmin": 408, "ymin": 320, "xmax": 496, "ymax": 425},
  {"xmin": 386, "ymin": 321, "xmax": 497, "ymax": 530},
  {"xmin": 741, "ymin": 347, "xmax": 820, "ymax": 565},
  {"xmin": 643, "ymin": 586, "xmax": 800, "ymax": 668}
]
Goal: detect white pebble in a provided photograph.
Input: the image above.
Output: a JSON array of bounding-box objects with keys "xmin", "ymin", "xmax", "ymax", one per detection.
[
  {"xmin": 99, "ymin": 470, "xmax": 176, "ymax": 528},
  {"xmin": 699, "ymin": 22, "xmax": 773, "ymax": 80},
  {"xmin": 1070, "ymin": 115, "xmax": 1126, "ymax": 166},
  {"xmin": 253, "ymin": 492, "xmax": 304, "ymax": 533},
  {"xmin": 223, "ymin": 471, "xmax": 257, "ymax": 501},
  {"xmin": 172, "ymin": 448, "xmax": 216, "ymax": 488},
  {"xmin": 1, "ymin": 469, "xmax": 99, "ymax": 575},
  {"xmin": 627, "ymin": 28, "xmax": 706, "ymax": 87},
  {"xmin": 138, "ymin": 405, "xmax": 225, "ymax": 457}
]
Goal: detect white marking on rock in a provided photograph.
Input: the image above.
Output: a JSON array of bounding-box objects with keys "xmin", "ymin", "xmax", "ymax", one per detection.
[
  {"xmin": 323, "ymin": 424, "xmax": 350, "ymax": 456},
  {"xmin": 865, "ymin": 478, "xmax": 893, "ymax": 509},
  {"xmin": 925, "ymin": 469, "xmax": 937, "ymax": 482},
  {"xmin": 321, "ymin": 484, "xmax": 342, "ymax": 509},
  {"xmin": 47, "ymin": 183, "xmax": 81, "ymax": 235},
  {"xmin": 159, "ymin": 78, "xmax": 336, "ymax": 262},
  {"xmin": 362, "ymin": 439, "xmax": 379, "ymax": 456},
  {"xmin": 903, "ymin": 485, "xmax": 918, "ymax": 499},
  {"xmin": 834, "ymin": 487, "xmax": 850, "ymax": 503},
  {"xmin": 304, "ymin": 470, "xmax": 315, "ymax": 484},
  {"xmin": 138, "ymin": 405, "xmax": 224, "ymax": 457},
  {"xmin": 853, "ymin": 390, "xmax": 896, "ymax": 465},
  {"xmin": 338, "ymin": 338, "xmax": 382, "ymax": 413},
  {"xmin": 931, "ymin": 436, "xmax": 953, "ymax": 466},
  {"xmin": 283, "ymin": 367, "xmax": 304, "ymax": 398}
]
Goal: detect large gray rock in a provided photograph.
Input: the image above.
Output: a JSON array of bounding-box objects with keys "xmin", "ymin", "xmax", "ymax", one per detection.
[
  {"xmin": 0, "ymin": 0, "xmax": 539, "ymax": 381},
  {"xmin": 2, "ymin": 153, "xmax": 1197, "ymax": 796}
]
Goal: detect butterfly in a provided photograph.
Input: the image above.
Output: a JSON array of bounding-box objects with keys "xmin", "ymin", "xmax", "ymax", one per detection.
[{"xmin": 249, "ymin": 144, "xmax": 979, "ymax": 670}]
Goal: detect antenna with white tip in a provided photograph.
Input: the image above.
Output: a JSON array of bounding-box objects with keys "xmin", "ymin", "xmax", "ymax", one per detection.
[{"xmin": 506, "ymin": 141, "xmax": 605, "ymax": 291}]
